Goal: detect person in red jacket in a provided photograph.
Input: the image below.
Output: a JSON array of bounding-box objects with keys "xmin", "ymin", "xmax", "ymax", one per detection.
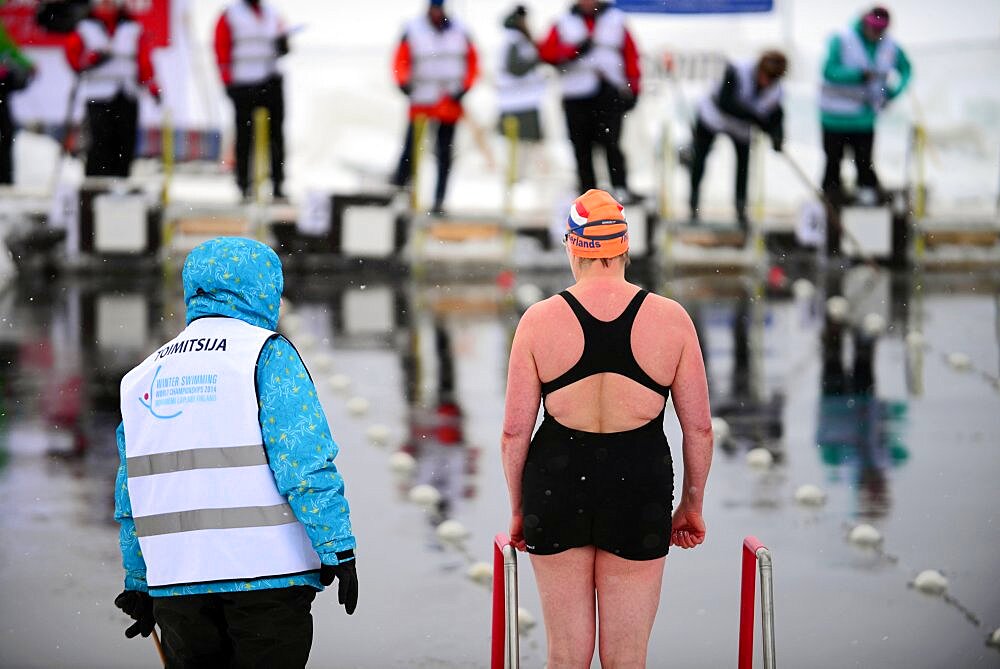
[
  {"xmin": 390, "ymin": 0, "xmax": 478, "ymax": 216},
  {"xmin": 64, "ymin": 0, "xmax": 158, "ymax": 177},
  {"xmin": 214, "ymin": 0, "xmax": 290, "ymax": 202},
  {"xmin": 540, "ymin": 0, "xmax": 641, "ymax": 202}
]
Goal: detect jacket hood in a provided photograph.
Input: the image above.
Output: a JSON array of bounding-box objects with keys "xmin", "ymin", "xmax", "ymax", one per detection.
[{"xmin": 182, "ymin": 237, "xmax": 283, "ymax": 330}]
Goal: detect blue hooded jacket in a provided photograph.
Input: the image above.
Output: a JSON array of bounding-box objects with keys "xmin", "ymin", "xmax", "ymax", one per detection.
[{"xmin": 114, "ymin": 237, "xmax": 356, "ymax": 597}]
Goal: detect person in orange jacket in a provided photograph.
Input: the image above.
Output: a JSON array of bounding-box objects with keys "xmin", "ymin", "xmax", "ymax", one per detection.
[
  {"xmin": 64, "ymin": 0, "xmax": 159, "ymax": 177},
  {"xmin": 390, "ymin": 0, "xmax": 478, "ymax": 215}
]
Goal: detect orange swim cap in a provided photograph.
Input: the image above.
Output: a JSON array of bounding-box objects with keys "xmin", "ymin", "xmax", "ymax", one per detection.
[{"xmin": 564, "ymin": 189, "xmax": 629, "ymax": 259}]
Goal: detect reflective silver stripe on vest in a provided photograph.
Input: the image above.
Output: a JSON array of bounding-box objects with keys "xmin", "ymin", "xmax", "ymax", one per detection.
[
  {"xmin": 127, "ymin": 445, "xmax": 267, "ymax": 478},
  {"xmin": 134, "ymin": 503, "xmax": 297, "ymax": 537}
]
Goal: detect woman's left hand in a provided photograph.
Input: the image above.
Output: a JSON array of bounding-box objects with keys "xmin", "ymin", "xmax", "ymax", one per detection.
[{"xmin": 509, "ymin": 514, "xmax": 527, "ymax": 551}]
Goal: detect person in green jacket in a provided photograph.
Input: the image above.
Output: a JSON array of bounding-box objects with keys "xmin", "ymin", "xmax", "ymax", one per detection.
[
  {"xmin": 0, "ymin": 17, "xmax": 34, "ymax": 184},
  {"xmin": 819, "ymin": 6, "xmax": 911, "ymax": 204}
]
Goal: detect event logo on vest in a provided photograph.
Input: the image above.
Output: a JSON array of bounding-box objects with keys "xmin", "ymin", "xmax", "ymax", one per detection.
[{"xmin": 120, "ymin": 317, "xmax": 320, "ymax": 587}]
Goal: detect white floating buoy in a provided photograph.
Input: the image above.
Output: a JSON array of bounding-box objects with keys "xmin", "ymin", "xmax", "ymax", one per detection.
[
  {"xmin": 791, "ymin": 278, "xmax": 815, "ymax": 300},
  {"xmin": 913, "ymin": 569, "xmax": 948, "ymax": 596},
  {"xmin": 862, "ymin": 313, "xmax": 886, "ymax": 337},
  {"xmin": 328, "ymin": 374, "xmax": 352, "ymax": 393},
  {"xmin": 312, "ymin": 352, "xmax": 334, "ymax": 373},
  {"xmin": 826, "ymin": 296, "xmax": 850, "ymax": 322},
  {"xmin": 366, "ymin": 424, "xmax": 391, "ymax": 446},
  {"xmin": 711, "ymin": 417, "xmax": 731, "ymax": 447},
  {"xmin": 905, "ymin": 331, "xmax": 924, "ymax": 348},
  {"xmin": 515, "ymin": 284, "xmax": 544, "ymax": 310},
  {"xmin": 281, "ymin": 313, "xmax": 303, "ymax": 334},
  {"xmin": 946, "ymin": 352, "xmax": 972, "ymax": 371},
  {"xmin": 296, "ymin": 333, "xmax": 317, "ymax": 350},
  {"xmin": 436, "ymin": 519, "xmax": 469, "ymax": 544},
  {"xmin": 794, "ymin": 484, "xmax": 826, "ymax": 507},
  {"xmin": 408, "ymin": 484, "xmax": 442, "ymax": 508},
  {"xmin": 517, "ymin": 607, "xmax": 536, "ymax": 633},
  {"xmin": 346, "ymin": 396, "xmax": 370, "ymax": 416},
  {"xmin": 466, "ymin": 561, "xmax": 493, "ymax": 586},
  {"xmin": 388, "ymin": 451, "xmax": 416, "ymax": 476},
  {"xmin": 848, "ymin": 523, "xmax": 882, "ymax": 548},
  {"xmin": 746, "ymin": 448, "xmax": 773, "ymax": 470}
]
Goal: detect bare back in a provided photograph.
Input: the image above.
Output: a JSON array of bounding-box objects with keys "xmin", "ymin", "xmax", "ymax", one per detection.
[{"xmin": 524, "ymin": 280, "xmax": 695, "ymax": 433}]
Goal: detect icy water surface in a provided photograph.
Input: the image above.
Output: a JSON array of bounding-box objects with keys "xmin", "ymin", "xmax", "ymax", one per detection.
[{"xmin": 0, "ymin": 266, "xmax": 998, "ymax": 668}]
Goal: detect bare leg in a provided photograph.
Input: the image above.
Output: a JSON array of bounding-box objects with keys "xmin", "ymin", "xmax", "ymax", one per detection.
[
  {"xmin": 530, "ymin": 547, "xmax": 597, "ymax": 669},
  {"xmin": 595, "ymin": 550, "xmax": 666, "ymax": 669}
]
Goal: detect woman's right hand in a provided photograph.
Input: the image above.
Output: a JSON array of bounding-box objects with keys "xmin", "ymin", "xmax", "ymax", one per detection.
[
  {"xmin": 670, "ymin": 504, "xmax": 706, "ymax": 549},
  {"xmin": 509, "ymin": 514, "xmax": 527, "ymax": 552}
]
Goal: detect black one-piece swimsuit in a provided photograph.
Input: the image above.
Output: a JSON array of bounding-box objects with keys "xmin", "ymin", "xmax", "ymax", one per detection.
[{"xmin": 521, "ymin": 289, "xmax": 674, "ymax": 561}]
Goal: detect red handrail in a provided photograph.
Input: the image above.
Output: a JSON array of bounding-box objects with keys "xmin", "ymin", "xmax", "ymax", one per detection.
[
  {"xmin": 491, "ymin": 533, "xmax": 510, "ymax": 669},
  {"xmin": 738, "ymin": 536, "xmax": 767, "ymax": 669}
]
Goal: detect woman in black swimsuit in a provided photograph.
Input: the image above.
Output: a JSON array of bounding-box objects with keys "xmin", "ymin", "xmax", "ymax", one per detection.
[{"xmin": 502, "ymin": 189, "xmax": 713, "ymax": 668}]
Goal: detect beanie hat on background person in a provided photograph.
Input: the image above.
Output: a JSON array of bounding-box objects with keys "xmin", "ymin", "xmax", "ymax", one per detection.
[
  {"xmin": 429, "ymin": 0, "xmax": 445, "ymax": 7},
  {"xmin": 564, "ymin": 189, "xmax": 629, "ymax": 259},
  {"xmin": 864, "ymin": 6, "xmax": 890, "ymax": 31}
]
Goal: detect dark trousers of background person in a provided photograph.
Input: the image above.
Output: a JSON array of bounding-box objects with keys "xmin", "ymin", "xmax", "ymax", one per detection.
[
  {"xmin": 821, "ymin": 128, "xmax": 879, "ymax": 199},
  {"xmin": 152, "ymin": 586, "xmax": 316, "ymax": 669},
  {"xmin": 562, "ymin": 85, "xmax": 628, "ymax": 193},
  {"xmin": 84, "ymin": 91, "xmax": 137, "ymax": 177},
  {"xmin": 392, "ymin": 119, "xmax": 456, "ymax": 212},
  {"xmin": 688, "ymin": 117, "xmax": 750, "ymax": 223},
  {"xmin": 0, "ymin": 94, "xmax": 13, "ymax": 184},
  {"xmin": 228, "ymin": 75, "xmax": 285, "ymax": 199}
]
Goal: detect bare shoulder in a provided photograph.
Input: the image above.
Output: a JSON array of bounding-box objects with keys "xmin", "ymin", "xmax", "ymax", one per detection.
[
  {"xmin": 642, "ymin": 293, "xmax": 694, "ymax": 322},
  {"xmin": 515, "ymin": 294, "xmax": 569, "ymax": 337}
]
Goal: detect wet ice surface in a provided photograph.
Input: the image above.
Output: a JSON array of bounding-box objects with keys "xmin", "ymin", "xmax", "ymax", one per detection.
[{"xmin": 0, "ymin": 268, "xmax": 998, "ymax": 668}]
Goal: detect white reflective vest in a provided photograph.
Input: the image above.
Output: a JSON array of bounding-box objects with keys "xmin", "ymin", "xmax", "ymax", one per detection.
[
  {"xmin": 819, "ymin": 28, "xmax": 898, "ymax": 115},
  {"xmin": 226, "ymin": 2, "xmax": 282, "ymax": 85},
  {"xmin": 120, "ymin": 317, "xmax": 320, "ymax": 587},
  {"xmin": 405, "ymin": 16, "xmax": 473, "ymax": 106},
  {"xmin": 698, "ymin": 60, "xmax": 782, "ymax": 144},
  {"xmin": 496, "ymin": 28, "xmax": 547, "ymax": 114},
  {"xmin": 77, "ymin": 18, "xmax": 142, "ymax": 101},
  {"xmin": 554, "ymin": 8, "xmax": 627, "ymax": 100}
]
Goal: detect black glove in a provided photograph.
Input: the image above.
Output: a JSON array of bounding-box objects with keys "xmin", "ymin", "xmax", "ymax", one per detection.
[
  {"xmin": 399, "ymin": 82, "xmax": 412, "ymax": 96},
  {"xmin": 452, "ymin": 87, "xmax": 469, "ymax": 103},
  {"xmin": 574, "ymin": 37, "xmax": 593, "ymax": 59},
  {"xmin": 90, "ymin": 51, "xmax": 111, "ymax": 69},
  {"xmin": 114, "ymin": 590, "xmax": 156, "ymax": 639},
  {"xmin": 619, "ymin": 88, "xmax": 638, "ymax": 112},
  {"xmin": 319, "ymin": 551, "xmax": 358, "ymax": 615},
  {"xmin": 275, "ymin": 34, "xmax": 290, "ymax": 57},
  {"xmin": 770, "ymin": 131, "xmax": 784, "ymax": 152}
]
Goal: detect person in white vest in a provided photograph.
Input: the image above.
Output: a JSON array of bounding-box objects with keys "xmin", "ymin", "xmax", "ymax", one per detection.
[
  {"xmin": 689, "ymin": 51, "xmax": 787, "ymax": 228},
  {"xmin": 390, "ymin": 0, "xmax": 479, "ymax": 216},
  {"xmin": 214, "ymin": 0, "xmax": 291, "ymax": 202},
  {"xmin": 820, "ymin": 6, "xmax": 911, "ymax": 204},
  {"xmin": 113, "ymin": 237, "xmax": 357, "ymax": 667},
  {"xmin": 63, "ymin": 0, "xmax": 159, "ymax": 177},
  {"xmin": 496, "ymin": 6, "xmax": 547, "ymax": 146},
  {"xmin": 539, "ymin": 0, "xmax": 641, "ymax": 202}
]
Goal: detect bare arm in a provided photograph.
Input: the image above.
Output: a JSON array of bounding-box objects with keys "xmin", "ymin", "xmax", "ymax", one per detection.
[
  {"xmin": 669, "ymin": 304, "xmax": 713, "ymax": 547},
  {"xmin": 501, "ymin": 307, "xmax": 542, "ymax": 548}
]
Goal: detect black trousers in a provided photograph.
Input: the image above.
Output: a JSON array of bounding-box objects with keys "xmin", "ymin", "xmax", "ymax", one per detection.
[
  {"xmin": 0, "ymin": 94, "xmax": 13, "ymax": 184},
  {"xmin": 229, "ymin": 75, "xmax": 285, "ymax": 197},
  {"xmin": 393, "ymin": 119, "xmax": 457, "ymax": 210},
  {"xmin": 822, "ymin": 128, "xmax": 879, "ymax": 197},
  {"xmin": 563, "ymin": 86, "xmax": 628, "ymax": 193},
  {"xmin": 152, "ymin": 586, "xmax": 317, "ymax": 669},
  {"xmin": 84, "ymin": 91, "xmax": 138, "ymax": 177},
  {"xmin": 688, "ymin": 117, "xmax": 750, "ymax": 215}
]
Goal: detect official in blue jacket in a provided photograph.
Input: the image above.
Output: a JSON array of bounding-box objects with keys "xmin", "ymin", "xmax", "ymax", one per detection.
[{"xmin": 113, "ymin": 237, "xmax": 357, "ymax": 667}]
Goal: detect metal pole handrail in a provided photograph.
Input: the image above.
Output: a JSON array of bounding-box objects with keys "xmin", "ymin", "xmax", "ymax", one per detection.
[
  {"xmin": 491, "ymin": 533, "xmax": 519, "ymax": 669},
  {"xmin": 738, "ymin": 535, "xmax": 776, "ymax": 669}
]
